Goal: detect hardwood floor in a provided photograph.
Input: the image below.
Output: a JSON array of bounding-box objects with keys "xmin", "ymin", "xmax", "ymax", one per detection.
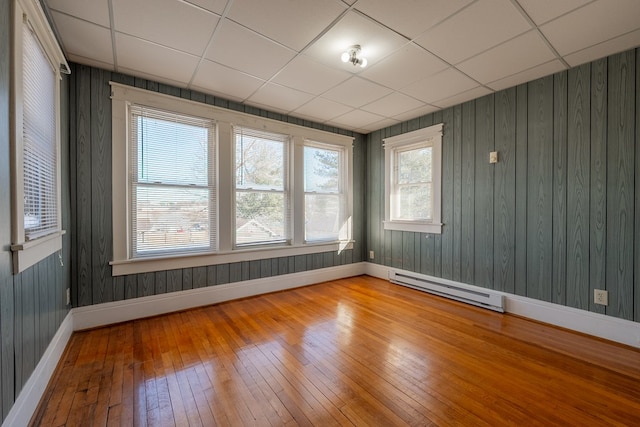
[{"xmin": 32, "ymin": 275, "xmax": 640, "ymax": 426}]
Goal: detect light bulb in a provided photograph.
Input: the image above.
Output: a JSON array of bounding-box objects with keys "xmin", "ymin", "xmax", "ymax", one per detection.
[
  {"xmin": 359, "ymin": 57, "xmax": 367, "ymax": 68},
  {"xmin": 341, "ymin": 51, "xmax": 350, "ymax": 63}
]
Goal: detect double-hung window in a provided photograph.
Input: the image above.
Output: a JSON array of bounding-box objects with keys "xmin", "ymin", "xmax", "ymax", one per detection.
[
  {"xmin": 129, "ymin": 106, "xmax": 216, "ymax": 257},
  {"xmin": 111, "ymin": 83, "xmax": 353, "ymax": 276},
  {"xmin": 384, "ymin": 123, "xmax": 443, "ymax": 234},
  {"xmin": 10, "ymin": 0, "xmax": 69, "ymax": 273},
  {"xmin": 304, "ymin": 142, "xmax": 346, "ymax": 243},
  {"xmin": 234, "ymin": 127, "xmax": 289, "ymax": 246}
]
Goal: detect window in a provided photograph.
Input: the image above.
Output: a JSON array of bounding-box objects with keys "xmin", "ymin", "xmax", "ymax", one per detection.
[
  {"xmin": 234, "ymin": 127, "xmax": 289, "ymax": 246},
  {"xmin": 384, "ymin": 123, "xmax": 443, "ymax": 234},
  {"xmin": 111, "ymin": 83, "xmax": 353, "ymax": 276},
  {"xmin": 130, "ymin": 106, "xmax": 215, "ymax": 257},
  {"xmin": 304, "ymin": 142, "xmax": 346, "ymax": 243},
  {"xmin": 10, "ymin": 0, "xmax": 69, "ymax": 273}
]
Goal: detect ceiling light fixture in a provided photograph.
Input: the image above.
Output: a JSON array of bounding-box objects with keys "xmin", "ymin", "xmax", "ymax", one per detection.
[{"xmin": 341, "ymin": 45, "xmax": 367, "ymax": 68}]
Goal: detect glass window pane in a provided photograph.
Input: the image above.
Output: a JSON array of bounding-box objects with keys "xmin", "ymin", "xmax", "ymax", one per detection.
[
  {"xmin": 236, "ymin": 192, "xmax": 286, "ymax": 245},
  {"xmin": 398, "ymin": 184, "xmax": 431, "ymax": 220},
  {"xmin": 304, "ymin": 146, "xmax": 339, "ymax": 192},
  {"xmin": 137, "ymin": 116, "xmax": 209, "ymax": 186},
  {"xmin": 135, "ymin": 186, "xmax": 209, "ymax": 254},
  {"xmin": 305, "ymin": 194, "xmax": 340, "ymax": 241},
  {"xmin": 398, "ymin": 146, "xmax": 431, "ymax": 184},
  {"xmin": 236, "ymin": 134, "xmax": 284, "ymax": 190}
]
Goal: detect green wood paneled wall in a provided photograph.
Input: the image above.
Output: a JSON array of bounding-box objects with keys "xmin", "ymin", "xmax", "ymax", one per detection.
[
  {"xmin": 68, "ymin": 64, "xmax": 366, "ymax": 308},
  {"xmin": 367, "ymin": 48, "xmax": 640, "ymax": 323},
  {"xmin": 0, "ymin": 0, "xmax": 71, "ymax": 419}
]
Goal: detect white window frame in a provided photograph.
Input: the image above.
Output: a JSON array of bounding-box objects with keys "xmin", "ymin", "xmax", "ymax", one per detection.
[
  {"xmin": 110, "ymin": 83, "xmax": 353, "ymax": 276},
  {"xmin": 10, "ymin": 0, "xmax": 69, "ymax": 273},
  {"xmin": 302, "ymin": 140, "xmax": 349, "ymax": 244},
  {"xmin": 384, "ymin": 123, "xmax": 443, "ymax": 234}
]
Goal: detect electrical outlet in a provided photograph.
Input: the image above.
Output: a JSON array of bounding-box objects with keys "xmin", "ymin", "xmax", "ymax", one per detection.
[
  {"xmin": 66, "ymin": 288, "xmax": 71, "ymax": 305},
  {"xmin": 594, "ymin": 289, "xmax": 608, "ymax": 306},
  {"xmin": 369, "ymin": 250, "xmax": 375, "ymax": 259}
]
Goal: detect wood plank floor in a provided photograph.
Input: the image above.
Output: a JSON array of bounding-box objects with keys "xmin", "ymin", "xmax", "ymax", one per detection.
[{"xmin": 32, "ymin": 275, "xmax": 640, "ymax": 426}]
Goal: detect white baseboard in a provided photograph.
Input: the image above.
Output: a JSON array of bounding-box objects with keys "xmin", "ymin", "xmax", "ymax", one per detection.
[
  {"xmin": 2, "ymin": 312, "xmax": 74, "ymax": 427},
  {"xmin": 365, "ymin": 263, "xmax": 640, "ymax": 349},
  {"xmin": 73, "ymin": 262, "xmax": 367, "ymax": 331}
]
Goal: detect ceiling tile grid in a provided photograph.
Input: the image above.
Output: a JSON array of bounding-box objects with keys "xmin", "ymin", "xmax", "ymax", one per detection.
[{"xmin": 44, "ymin": 0, "xmax": 640, "ymax": 133}]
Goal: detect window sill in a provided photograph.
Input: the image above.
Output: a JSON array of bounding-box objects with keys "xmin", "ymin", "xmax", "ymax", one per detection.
[
  {"xmin": 383, "ymin": 220, "xmax": 442, "ymax": 234},
  {"xmin": 11, "ymin": 230, "xmax": 65, "ymax": 274},
  {"xmin": 110, "ymin": 240, "xmax": 354, "ymax": 276}
]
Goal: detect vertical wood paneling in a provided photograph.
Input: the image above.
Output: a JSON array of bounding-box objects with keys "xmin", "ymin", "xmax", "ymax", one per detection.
[
  {"xmin": 391, "ymin": 231, "xmax": 403, "ymax": 269},
  {"xmin": 441, "ymin": 107, "xmax": 454, "ymax": 279},
  {"xmin": 0, "ymin": 277, "xmax": 14, "ymax": 420},
  {"xmin": 421, "ymin": 234, "xmax": 435, "ymax": 276},
  {"xmin": 494, "ymin": 88, "xmax": 516, "ymax": 293},
  {"xmin": 402, "ymin": 232, "xmax": 414, "ymax": 272},
  {"xmin": 606, "ymin": 51, "xmax": 635, "ymax": 320},
  {"xmin": 636, "ymin": 49, "xmax": 640, "ymax": 322},
  {"xmin": 461, "ymin": 101, "xmax": 475, "ymax": 284},
  {"xmin": 527, "ymin": 76, "xmax": 554, "ymax": 302},
  {"xmin": 155, "ymin": 271, "xmax": 167, "ymax": 294},
  {"xmin": 474, "ymin": 95, "xmax": 495, "ymax": 288},
  {"xmin": 12, "ymin": 273, "xmax": 22, "ymax": 396},
  {"xmin": 553, "ymin": 71, "xmax": 568, "ymax": 305},
  {"xmin": 182, "ymin": 268, "xmax": 193, "ymax": 290},
  {"xmin": 193, "ymin": 267, "xmax": 207, "ymax": 288},
  {"xmin": 432, "ymin": 110, "xmax": 443, "ymax": 278},
  {"xmin": 76, "ymin": 66, "xmax": 93, "ymax": 306},
  {"xmin": 216, "ymin": 264, "xmax": 230, "ymax": 285},
  {"xmin": 207, "ymin": 265, "xmax": 217, "ymax": 286},
  {"xmin": 91, "ymin": 68, "xmax": 113, "ymax": 304},
  {"xmin": 20, "ymin": 268, "xmax": 35, "ymax": 393},
  {"xmin": 515, "ymin": 84, "xmax": 528, "ymax": 297},
  {"xmin": 452, "ymin": 105, "xmax": 463, "ymax": 282},
  {"xmin": 138, "ymin": 273, "xmax": 155, "ymax": 298},
  {"xmin": 125, "ymin": 275, "xmax": 137, "ymax": 299},
  {"xmin": 590, "ymin": 58, "xmax": 608, "ymax": 315},
  {"xmin": 166, "ymin": 269, "xmax": 182, "ymax": 293},
  {"xmin": 567, "ymin": 64, "xmax": 591, "ymax": 310}
]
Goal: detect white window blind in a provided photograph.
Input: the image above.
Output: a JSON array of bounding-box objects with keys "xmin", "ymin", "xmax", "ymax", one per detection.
[
  {"xmin": 304, "ymin": 143, "xmax": 343, "ymax": 242},
  {"xmin": 130, "ymin": 105, "xmax": 216, "ymax": 257},
  {"xmin": 22, "ymin": 23, "xmax": 58, "ymax": 240},
  {"xmin": 234, "ymin": 126, "xmax": 290, "ymax": 246}
]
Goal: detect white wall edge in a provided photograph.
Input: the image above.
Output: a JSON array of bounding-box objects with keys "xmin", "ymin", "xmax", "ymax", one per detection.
[
  {"xmin": 73, "ymin": 262, "xmax": 367, "ymax": 331},
  {"xmin": 364, "ymin": 262, "xmax": 640, "ymax": 349},
  {"xmin": 2, "ymin": 311, "xmax": 74, "ymax": 427}
]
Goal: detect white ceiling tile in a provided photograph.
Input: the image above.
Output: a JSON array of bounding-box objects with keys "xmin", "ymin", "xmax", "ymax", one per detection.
[
  {"xmin": 192, "ymin": 60, "xmax": 265, "ymax": 101},
  {"xmin": 183, "ymin": 0, "xmax": 227, "ymax": 14},
  {"xmin": 486, "ymin": 59, "xmax": 566, "ymax": 91},
  {"xmin": 247, "ymin": 83, "xmax": 315, "ymax": 113},
  {"xmin": 416, "ymin": 0, "xmax": 532, "ymax": 65},
  {"xmin": 517, "ymin": 0, "xmax": 591, "ymax": 25},
  {"xmin": 563, "ymin": 28, "xmax": 640, "ymax": 67},
  {"xmin": 292, "ymin": 98, "xmax": 353, "ymax": 122},
  {"xmin": 361, "ymin": 92, "xmax": 425, "ymax": 117},
  {"xmin": 118, "ymin": 67, "xmax": 185, "ymax": 89},
  {"xmin": 400, "ymin": 68, "xmax": 479, "ymax": 104},
  {"xmin": 354, "ymin": 0, "xmax": 473, "ymax": 39},
  {"xmin": 45, "ymin": 0, "xmax": 110, "ymax": 27},
  {"xmin": 271, "ymin": 55, "xmax": 351, "ymax": 95},
  {"xmin": 50, "ymin": 11, "xmax": 113, "ymax": 66},
  {"xmin": 432, "ymin": 86, "xmax": 493, "ymax": 108},
  {"xmin": 206, "ymin": 21, "xmax": 296, "ymax": 80},
  {"xmin": 540, "ymin": 0, "xmax": 640, "ymax": 56},
  {"xmin": 304, "ymin": 11, "xmax": 408, "ymax": 73},
  {"xmin": 393, "ymin": 104, "xmax": 440, "ymax": 122},
  {"xmin": 66, "ymin": 54, "xmax": 114, "ymax": 72},
  {"xmin": 360, "ymin": 43, "xmax": 448, "ymax": 90},
  {"xmin": 227, "ymin": 0, "xmax": 347, "ymax": 51},
  {"xmin": 358, "ymin": 118, "xmax": 401, "ymax": 133},
  {"xmin": 322, "ymin": 77, "xmax": 393, "ymax": 108},
  {"xmin": 456, "ymin": 30, "xmax": 556, "ymax": 84},
  {"xmin": 328, "ymin": 109, "xmax": 385, "ymax": 129},
  {"xmin": 112, "ymin": 0, "xmax": 218, "ymax": 56},
  {"xmin": 116, "ymin": 33, "xmax": 200, "ymax": 83}
]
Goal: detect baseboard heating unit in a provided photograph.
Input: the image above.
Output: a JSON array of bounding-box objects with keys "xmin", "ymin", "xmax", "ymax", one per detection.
[{"xmin": 388, "ymin": 270, "xmax": 505, "ymax": 313}]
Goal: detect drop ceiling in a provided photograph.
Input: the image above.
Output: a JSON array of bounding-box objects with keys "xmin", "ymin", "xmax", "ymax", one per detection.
[{"xmin": 44, "ymin": 0, "xmax": 640, "ymax": 134}]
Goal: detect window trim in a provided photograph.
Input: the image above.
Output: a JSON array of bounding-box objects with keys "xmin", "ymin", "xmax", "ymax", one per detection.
[
  {"xmin": 10, "ymin": 0, "xmax": 69, "ymax": 273},
  {"xmin": 383, "ymin": 123, "xmax": 443, "ymax": 234},
  {"xmin": 110, "ymin": 83, "xmax": 353, "ymax": 276}
]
